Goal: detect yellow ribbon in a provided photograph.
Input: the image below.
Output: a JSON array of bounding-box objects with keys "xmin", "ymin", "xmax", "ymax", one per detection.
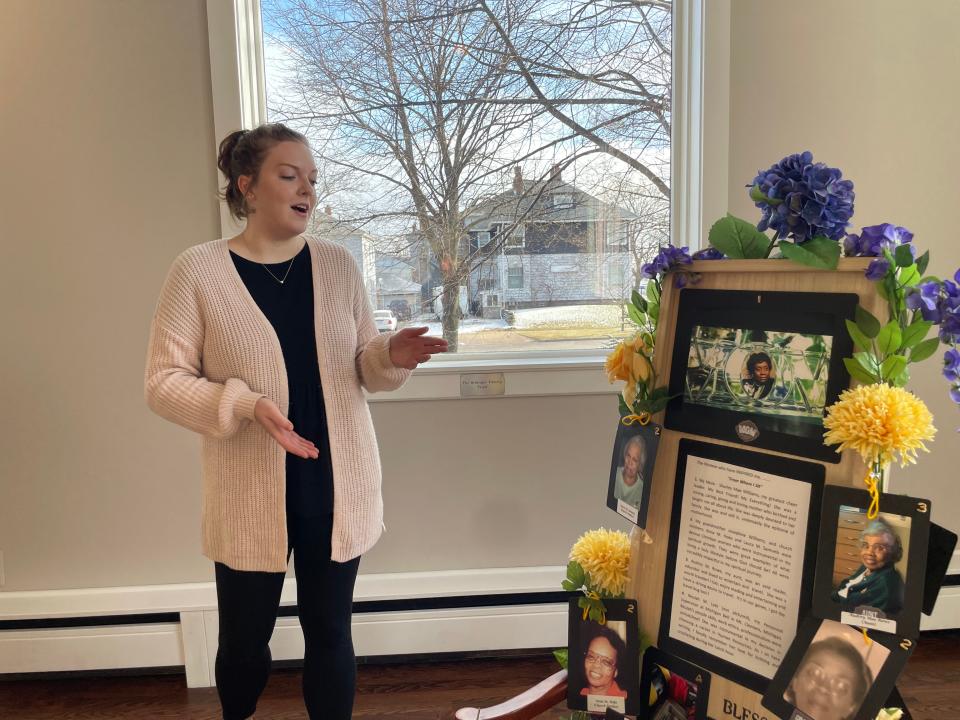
[
  {"xmin": 864, "ymin": 470, "xmax": 881, "ymax": 520},
  {"xmin": 861, "ymin": 627, "xmax": 872, "ymax": 646},
  {"xmin": 621, "ymin": 412, "xmax": 650, "ymax": 427},
  {"xmin": 581, "ymin": 591, "xmax": 607, "ymax": 625}
]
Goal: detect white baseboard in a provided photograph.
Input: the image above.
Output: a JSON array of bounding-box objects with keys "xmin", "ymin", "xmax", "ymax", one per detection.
[
  {"xmin": 0, "ymin": 566, "xmax": 568, "ymax": 686},
  {"xmin": 1, "ymin": 563, "xmax": 956, "ymax": 687}
]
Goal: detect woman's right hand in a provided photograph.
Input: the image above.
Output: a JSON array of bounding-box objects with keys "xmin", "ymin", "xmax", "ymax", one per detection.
[{"xmin": 254, "ymin": 397, "xmax": 319, "ymax": 459}]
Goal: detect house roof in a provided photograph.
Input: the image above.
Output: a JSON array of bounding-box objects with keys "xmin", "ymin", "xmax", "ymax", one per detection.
[{"xmin": 464, "ymin": 176, "xmax": 639, "ymax": 227}]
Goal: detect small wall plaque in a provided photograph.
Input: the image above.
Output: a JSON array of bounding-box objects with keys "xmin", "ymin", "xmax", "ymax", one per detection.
[{"xmin": 460, "ymin": 372, "xmax": 506, "ymax": 397}]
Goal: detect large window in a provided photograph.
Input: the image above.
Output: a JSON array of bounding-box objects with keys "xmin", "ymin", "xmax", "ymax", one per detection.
[{"xmin": 258, "ymin": 0, "xmax": 675, "ymax": 356}]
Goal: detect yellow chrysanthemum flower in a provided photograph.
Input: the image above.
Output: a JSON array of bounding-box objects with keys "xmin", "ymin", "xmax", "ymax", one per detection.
[
  {"xmin": 823, "ymin": 383, "xmax": 936, "ymax": 468},
  {"xmin": 569, "ymin": 528, "xmax": 631, "ymax": 597}
]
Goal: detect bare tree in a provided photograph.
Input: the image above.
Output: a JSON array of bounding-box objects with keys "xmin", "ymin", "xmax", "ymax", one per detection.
[{"xmin": 263, "ymin": 0, "xmax": 672, "ymax": 349}]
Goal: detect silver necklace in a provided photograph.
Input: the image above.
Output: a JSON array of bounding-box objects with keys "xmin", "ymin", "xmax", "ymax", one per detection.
[{"xmin": 261, "ymin": 252, "xmax": 297, "ymax": 285}]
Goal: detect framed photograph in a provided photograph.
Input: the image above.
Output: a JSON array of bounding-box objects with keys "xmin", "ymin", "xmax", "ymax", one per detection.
[
  {"xmin": 812, "ymin": 486, "xmax": 931, "ymax": 637},
  {"xmin": 762, "ymin": 617, "xmax": 914, "ymax": 720},
  {"xmin": 659, "ymin": 440, "xmax": 824, "ymax": 693},
  {"xmin": 607, "ymin": 421, "xmax": 661, "ymax": 527},
  {"xmin": 664, "ymin": 289, "xmax": 857, "ymax": 462},
  {"xmin": 567, "ymin": 598, "xmax": 641, "ymax": 716},
  {"xmin": 638, "ymin": 647, "xmax": 711, "ymax": 720},
  {"xmin": 922, "ymin": 522, "xmax": 958, "ymax": 615}
]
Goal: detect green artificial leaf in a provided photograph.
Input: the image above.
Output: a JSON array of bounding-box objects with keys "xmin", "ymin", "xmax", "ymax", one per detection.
[
  {"xmin": 894, "ymin": 244, "xmax": 914, "ymax": 268},
  {"xmin": 649, "ymin": 303, "xmax": 660, "ymax": 323},
  {"xmin": 881, "ymin": 355, "xmax": 908, "ymax": 382},
  {"xmin": 855, "ymin": 306, "xmax": 882, "ymax": 338},
  {"xmin": 646, "ymin": 281, "xmax": 660, "ymax": 304},
  {"xmin": 647, "ymin": 396, "xmax": 671, "ymax": 414},
  {"xmin": 631, "ymin": 290, "xmax": 648, "ymax": 313},
  {"xmin": 876, "ymin": 280, "xmax": 890, "ymax": 301},
  {"xmin": 618, "ymin": 394, "xmax": 631, "ymax": 417},
  {"xmin": 910, "ymin": 337, "xmax": 941, "ymax": 363},
  {"xmin": 778, "ymin": 236, "xmax": 842, "ymax": 270},
  {"xmin": 900, "ymin": 320, "xmax": 933, "ymax": 350},
  {"xmin": 553, "ymin": 648, "xmax": 568, "ymax": 670},
  {"xmin": 854, "ymin": 351, "xmax": 880, "ymax": 375},
  {"xmin": 877, "ymin": 321, "xmax": 903, "ymax": 355},
  {"xmin": 845, "ymin": 319, "xmax": 872, "ymax": 352},
  {"xmin": 844, "ymin": 357, "xmax": 879, "ymax": 384},
  {"xmin": 899, "ymin": 264, "xmax": 921, "ymax": 287},
  {"xmin": 894, "ymin": 366, "xmax": 911, "ymax": 387},
  {"xmin": 919, "ymin": 275, "xmax": 942, "ymax": 285},
  {"xmin": 917, "ymin": 250, "xmax": 930, "ymax": 276},
  {"xmin": 627, "ymin": 303, "xmax": 645, "ymax": 326},
  {"xmin": 567, "ymin": 561, "xmax": 585, "ymax": 587},
  {"xmin": 588, "ymin": 606, "xmax": 601, "ymax": 623},
  {"xmin": 561, "ymin": 579, "xmax": 578, "ymax": 591},
  {"xmin": 648, "ymin": 386, "xmax": 671, "ymax": 403},
  {"xmin": 707, "ymin": 215, "xmax": 772, "ymax": 259}
]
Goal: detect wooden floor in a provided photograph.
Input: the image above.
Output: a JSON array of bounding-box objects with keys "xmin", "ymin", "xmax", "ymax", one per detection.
[{"xmin": 0, "ymin": 630, "xmax": 957, "ymax": 719}]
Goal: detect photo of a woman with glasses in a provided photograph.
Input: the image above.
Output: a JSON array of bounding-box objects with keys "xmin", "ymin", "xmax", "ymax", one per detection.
[
  {"xmin": 831, "ymin": 517, "xmax": 906, "ymax": 614},
  {"xmin": 579, "ymin": 622, "xmax": 629, "ymax": 699},
  {"xmin": 783, "ymin": 622, "xmax": 884, "ymax": 720}
]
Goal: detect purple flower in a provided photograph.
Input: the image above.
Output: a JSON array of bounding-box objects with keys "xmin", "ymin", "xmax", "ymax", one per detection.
[
  {"xmin": 865, "ymin": 258, "xmax": 891, "ymax": 281},
  {"xmin": 844, "ymin": 223, "xmax": 915, "ymax": 257},
  {"xmin": 951, "ymin": 384, "xmax": 960, "ymax": 404},
  {"xmin": 749, "ymin": 151, "xmax": 855, "ymax": 243},
  {"xmin": 692, "ymin": 247, "xmax": 725, "ymax": 260},
  {"xmin": 939, "ymin": 280, "xmax": 960, "ymax": 343},
  {"xmin": 906, "ymin": 280, "xmax": 943, "ymax": 322},
  {"xmin": 944, "ymin": 348, "xmax": 960, "ymax": 382}
]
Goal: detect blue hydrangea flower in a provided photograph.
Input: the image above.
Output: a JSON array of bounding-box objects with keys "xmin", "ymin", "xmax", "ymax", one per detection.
[
  {"xmin": 749, "ymin": 151, "xmax": 855, "ymax": 243},
  {"xmin": 844, "ymin": 223, "xmax": 915, "ymax": 257},
  {"xmin": 865, "ymin": 258, "xmax": 891, "ymax": 282},
  {"xmin": 692, "ymin": 247, "xmax": 725, "ymax": 260}
]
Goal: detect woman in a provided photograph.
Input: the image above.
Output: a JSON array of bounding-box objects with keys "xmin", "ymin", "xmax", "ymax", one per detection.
[
  {"xmin": 831, "ymin": 518, "xmax": 905, "ymax": 614},
  {"xmin": 784, "ymin": 636, "xmax": 873, "ymax": 720},
  {"xmin": 580, "ymin": 623, "xmax": 629, "ymax": 698},
  {"xmin": 145, "ymin": 123, "xmax": 447, "ymax": 720},
  {"xmin": 614, "ymin": 434, "xmax": 646, "ymax": 509}
]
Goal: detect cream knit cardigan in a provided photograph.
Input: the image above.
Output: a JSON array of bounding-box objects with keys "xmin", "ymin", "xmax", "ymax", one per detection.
[{"xmin": 145, "ymin": 237, "xmax": 410, "ymax": 571}]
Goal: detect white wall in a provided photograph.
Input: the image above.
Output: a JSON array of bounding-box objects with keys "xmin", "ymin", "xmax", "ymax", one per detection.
[{"xmin": 726, "ymin": 0, "xmax": 960, "ymax": 539}]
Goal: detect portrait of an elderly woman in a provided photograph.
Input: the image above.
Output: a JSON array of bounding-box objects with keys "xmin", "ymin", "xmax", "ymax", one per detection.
[{"xmin": 831, "ymin": 517, "xmax": 905, "ymax": 614}]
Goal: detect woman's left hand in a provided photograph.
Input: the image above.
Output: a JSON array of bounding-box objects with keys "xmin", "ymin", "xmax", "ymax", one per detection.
[{"xmin": 388, "ymin": 327, "xmax": 449, "ymax": 369}]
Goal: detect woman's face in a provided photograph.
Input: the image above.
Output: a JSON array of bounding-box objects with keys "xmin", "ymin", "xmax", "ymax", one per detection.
[
  {"xmin": 789, "ymin": 649, "xmax": 861, "ymax": 720},
  {"xmin": 240, "ymin": 140, "xmax": 317, "ymax": 239},
  {"xmin": 860, "ymin": 532, "xmax": 895, "ymax": 571},
  {"xmin": 583, "ymin": 636, "xmax": 618, "ymax": 693},
  {"xmin": 623, "ymin": 442, "xmax": 643, "ymax": 484}
]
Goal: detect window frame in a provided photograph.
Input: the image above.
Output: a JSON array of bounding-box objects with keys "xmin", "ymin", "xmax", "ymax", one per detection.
[{"xmin": 206, "ymin": 0, "xmax": 721, "ymax": 401}]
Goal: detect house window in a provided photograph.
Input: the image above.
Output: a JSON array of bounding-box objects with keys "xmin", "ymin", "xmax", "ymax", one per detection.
[
  {"xmin": 233, "ymin": 0, "xmax": 696, "ymax": 361},
  {"xmin": 484, "ymin": 293, "xmax": 499, "ymax": 307},
  {"xmin": 491, "ymin": 222, "xmax": 524, "ymax": 249},
  {"xmin": 478, "ymin": 277, "xmax": 497, "ymax": 291},
  {"xmin": 607, "ymin": 263, "xmax": 626, "ymax": 288}
]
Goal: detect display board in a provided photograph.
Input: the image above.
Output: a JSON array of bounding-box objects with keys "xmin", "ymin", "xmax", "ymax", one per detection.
[{"xmin": 626, "ymin": 258, "xmax": 887, "ymax": 720}]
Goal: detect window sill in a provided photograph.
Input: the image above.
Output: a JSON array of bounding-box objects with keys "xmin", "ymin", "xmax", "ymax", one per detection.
[{"xmin": 366, "ymin": 352, "xmax": 616, "ymax": 402}]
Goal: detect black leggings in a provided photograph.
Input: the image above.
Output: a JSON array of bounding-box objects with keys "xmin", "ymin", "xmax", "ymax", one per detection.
[{"xmin": 213, "ymin": 512, "xmax": 361, "ymax": 720}]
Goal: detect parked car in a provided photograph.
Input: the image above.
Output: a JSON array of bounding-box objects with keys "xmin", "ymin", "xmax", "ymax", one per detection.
[
  {"xmin": 388, "ymin": 299, "xmax": 412, "ymax": 321},
  {"xmin": 373, "ymin": 309, "xmax": 398, "ymax": 332}
]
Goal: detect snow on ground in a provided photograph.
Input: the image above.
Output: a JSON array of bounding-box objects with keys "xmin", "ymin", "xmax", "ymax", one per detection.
[
  {"xmin": 405, "ymin": 318, "xmax": 509, "ymax": 335},
  {"xmin": 402, "ymin": 305, "xmax": 624, "ymax": 334},
  {"xmin": 509, "ymin": 304, "xmax": 623, "ymax": 329}
]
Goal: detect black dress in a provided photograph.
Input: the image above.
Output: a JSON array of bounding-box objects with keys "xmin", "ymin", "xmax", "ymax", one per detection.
[{"xmin": 230, "ymin": 243, "xmax": 334, "ymax": 518}]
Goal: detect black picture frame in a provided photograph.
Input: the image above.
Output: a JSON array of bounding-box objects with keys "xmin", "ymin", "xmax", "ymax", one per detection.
[
  {"xmin": 762, "ymin": 617, "xmax": 915, "ymax": 720},
  {"xmin": 638, "ymin": 646, "xmax": 712, "ymax": 720},
  {"xmin": 812, "ymin": 486, "xmax": 931, "ymax": 638},
  {"xmin": 664, "ymin": 289, "xmax": 857, "ymax": 463},
  {"xmin": 606, "ymin": 420, "xmax": 661, "ymax": 528},
  {"xmin": 659, "ymin": 440, "xmax": 824, "ymax": 694},
  {"xmin": 567, "ymin": 598, "xmax": 642, "ymax": 716}
]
